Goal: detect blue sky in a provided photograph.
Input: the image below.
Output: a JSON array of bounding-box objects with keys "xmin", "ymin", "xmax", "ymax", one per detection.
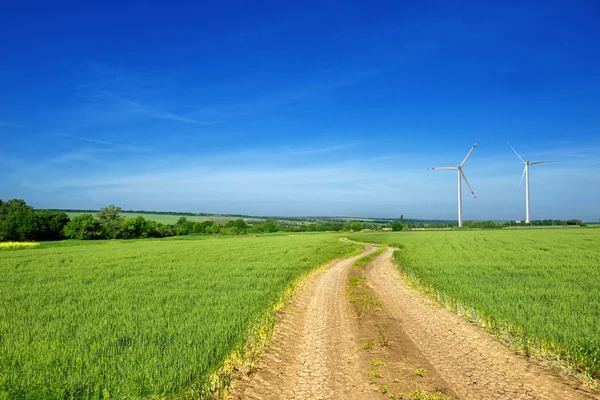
[{"xmin": 1, "ymin": 1, "xmax": 599, "ymax": 221}]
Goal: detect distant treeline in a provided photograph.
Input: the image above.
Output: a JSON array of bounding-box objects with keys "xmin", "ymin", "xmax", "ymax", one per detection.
[
  {"xmin": 44, "ymin": 208, "xmax": 199, "ymax": 217},
  {"xmin": 1, "ymin": 199, "xmax": 373, "ymax": 242},
  {"xmin": 44, "ymin": 208, "xmax": 460, "ymax": 227},
  {"xmin": 1, "ymin": 199, "xmax": 587, "ymax": 242}
]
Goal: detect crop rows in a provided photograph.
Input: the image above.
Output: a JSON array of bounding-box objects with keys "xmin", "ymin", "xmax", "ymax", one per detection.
[{"xmin": 0, "ymin": 234, "xmax": 358, "ymax": 399}]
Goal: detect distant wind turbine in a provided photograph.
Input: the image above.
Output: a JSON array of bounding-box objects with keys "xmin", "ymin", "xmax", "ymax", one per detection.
[
  {"xmin": 428, "ymin": 141, "xmax": 478, "ymax": 228},
  {"xmin": 507, "ymin": 142, "xmax": 552, "ymax": 224}
]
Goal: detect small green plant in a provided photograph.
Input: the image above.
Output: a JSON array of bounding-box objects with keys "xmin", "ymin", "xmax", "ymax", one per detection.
[
  {"xmin": 380, "ymin": 384, "xmax": 388, "ymax": 394},
  {"xmin": 408, "ymin": 388, "xmax": 452, "ymax": 400},
  {"xmin": 371, "ymin": 359, "xmax": 384, "ymax": 366},
  {"xmin": 348, "ymin": 276, "xmax": 365, "ymax": 287},
  {"xmin": 368, "ymin": 370, "xmax": 383, "ymax": 382},
  {"xmin": 389, "ymin": 392, "xmax": 404, "ymax": 400},
  {"xmin": 363, "ymin": 341, "xmax": 374, "ymax": 350},
  {"xmin": 353, "ymin": 247, "xmax": 385, "ymax": 268},
  {"xmin": 414, "ymin": 368, "xmax": 427, "ymax": 377},
  {"xmin": 374, "ymin": 322, "xmax": 389, "ymax": 347}
]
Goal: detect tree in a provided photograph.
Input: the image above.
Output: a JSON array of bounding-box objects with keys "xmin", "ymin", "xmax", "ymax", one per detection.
[
  {"xmin": 97, "ymin": 205, "xmax": 123, "ymax": 238},
  {"xmin": 155, "ymin": 224, "xmax": 175, "ymax": 237},
  {"xmin": 351, "ymin": 222, "xmax": 363, "ymax": 232},
  {"xmin": 119, "ymin": 216, "xmax": 157, "ymax": 239},
  {"xmin": 174, "ymin": 217, "xmax": 194, "ymax": 235},
  {"xmin": 1, "ymin": 210, "xmax": 41, "ymax": 241},
  {"xmin": 233, "ymin": 219, "xmax": 248, "ymax": 231},
  {"xmin": 262, "ymin": 218, "xmax": 279, "ymax": 233},
  {"xmin": 36, "ymin": 210, "xmax": 70, "ymax": 241},
  {"xmin": 0, "ymin": 199, "xmax": 33, "ymax": 219},
  {"xmin": 63, "ymin": 214, "xmax": 104, "ymax": 240},
  {"xmin": 391, "ymin": 221, "xmax": 403, "ymax": 231},
  {"xmin": 0, "ymin": 200, "xmax": 69, "ymax": 241}
]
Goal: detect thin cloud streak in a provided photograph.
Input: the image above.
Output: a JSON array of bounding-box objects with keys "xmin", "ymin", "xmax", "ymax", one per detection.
[
  {"xmin": 72, "ymin": 62, "xmax": 223, "ymax": 126},
  {"xmin": 95, "ymin": 91, "xmax": 212, "ymax": 125},
  {"xmin": 283, "ymin": 142, "xmax": 361, "ymax": 155},
  {"xmin": 192, "ymin": 69, "xmax": 379, "ymax": 118},
  {"xmin": 0, "ymin": 121, "xmax": 25, "ymax": 128},
  {"xmin": 50, "ymin": 133, "xmax": 151, "ymax": 153},
  {"xmin": 72, "ymin": 61, "xmax": 378, "ymax": 128}
]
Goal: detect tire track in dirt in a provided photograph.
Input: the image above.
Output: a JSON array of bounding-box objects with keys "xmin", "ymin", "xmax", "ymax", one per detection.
[
  {"xmin": 366, "ymin": 247, "xmax": 599, "ymax": 400},
  {"xmin": 229, "ymin": 246, "xmax": 382, "ymax": 400}
]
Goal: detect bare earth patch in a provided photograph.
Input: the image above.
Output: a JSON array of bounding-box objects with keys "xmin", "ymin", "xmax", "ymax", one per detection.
[{"xmin": 228, "ymin": 246, "xmax": 599, "ymax": 400}]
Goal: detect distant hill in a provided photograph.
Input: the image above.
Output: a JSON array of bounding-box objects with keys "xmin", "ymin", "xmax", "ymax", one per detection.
[{"xmin": 45, "ymin": 209, "xmax": 458, "ymax": 227}]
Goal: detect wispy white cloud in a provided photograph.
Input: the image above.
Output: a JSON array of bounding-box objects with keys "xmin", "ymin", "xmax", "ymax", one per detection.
[
  {"xmin": 72, "ymin": 62, "xmax": 222, "ymax": 127},
  {"xmin": 69, "ymin": 61, "xmax": 378, "ymax": 131},
  {"xmin": 93, "ymin": 90, "xmax": 215, "ymax": 125},
  {"xmin": 192, "ymin": 69, "xmax": 379, "ymax": 118},
  {"xmin": 0, "ymin": 121, "xmax": 24, "ymax": 128},
  {"xmin": 283, "ymin": 142, "xmax": 361, "ymax": 155},
  {"xmin": 47, "ymin": 147, "xmax": 122, "ymax": 164},
  {"xmin": 51, "ymin": 133, "xmax": 151, "ymax": 152}
]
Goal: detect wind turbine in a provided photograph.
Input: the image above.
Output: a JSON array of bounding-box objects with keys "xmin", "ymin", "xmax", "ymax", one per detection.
[
  {"xmin": 428, "ymin": 141, "xmax": 478, "ymax": 227},
  {"xmin": 507, "ymin": 142, "xmax": 551, "ymax": 224}
]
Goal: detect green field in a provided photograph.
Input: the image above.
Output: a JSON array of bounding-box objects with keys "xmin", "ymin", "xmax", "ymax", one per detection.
[
  {"xmin": 65, "ymin": 212, "xmax": 201, "ymax": 225},
  {"xmin": 62, "ymin": 211, "xmax": 396, "ymax": 227},
  {"xmin": 0, "ymin": 234, "xmax": 359, "ymax": 399},
  {"xmin": 349, "ymin": 229, "xmax": 600, "ymax": 379},
  {"xmin": 64, "ymin": 212, "xmax": 269, "ymax": 225},
  {"xmin": 64, "ymin": 212, "xmax": 302, "ymax": 226}
]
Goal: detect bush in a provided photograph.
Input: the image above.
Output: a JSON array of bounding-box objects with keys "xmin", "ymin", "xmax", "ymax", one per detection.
[
  {"xmin": 36, "ymin": 210, "xmax": 70, "ymax": 241},
  {"xmin": 174, "ymin": 217, "xmax": 195, "ymax": 235},
  {"xmin": 1, "ymin": 210, "xmax": 42, "ymax": 241},
  {"xmin": 155, "ymin": 224, "xmax": 175, "ymax": 237},
  {"xmin": 224, "ymin": 219, "xmax": 248, "ymax": 232},
  {"xmin": 63, "ymin": 214, "xmax": 104, "ymax": 240},
  {"xmin": 351, "ymin": 222, "xmax": 363, "ymax": 232},
  {"xmin": 391, "ymin": 222, "xmax": 403, "ymax": 231}
]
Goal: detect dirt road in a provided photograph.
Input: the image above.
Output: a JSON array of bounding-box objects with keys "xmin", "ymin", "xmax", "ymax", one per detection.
[{"xmin": 228, "ymin": 246, "xmax": 599, "ymax": 400}]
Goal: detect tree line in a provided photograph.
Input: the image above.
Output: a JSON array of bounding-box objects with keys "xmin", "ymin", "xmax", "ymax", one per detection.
[
  {"xmin": 0, "ymin": 199, "xmax": 368, "ymax": 242},
  {"xmin": 0, "ymin": 198, "xmax": 586, "ymax": 242}
]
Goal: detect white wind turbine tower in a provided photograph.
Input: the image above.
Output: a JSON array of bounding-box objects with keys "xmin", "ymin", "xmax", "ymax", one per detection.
[
  {"xmin": 428, "ymin": 141, "xmax": 478, "ymax": 227},
  {"xmin": 507, "ymin": 142, "xmax": 551, "ymax": 224}
]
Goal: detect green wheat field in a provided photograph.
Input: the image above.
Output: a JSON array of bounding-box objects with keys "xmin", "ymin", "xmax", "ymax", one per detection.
[
  {"xmin": 349, "ymin": 229, "xmax": 600, "ymax": 379},
  {"xmin": 0, "ymin": 234, "xmax": 358, "ymax": 399}
]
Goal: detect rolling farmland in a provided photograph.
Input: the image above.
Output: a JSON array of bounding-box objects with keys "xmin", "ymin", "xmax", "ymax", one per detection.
[
  {"xmin": 62, "ymin": 211, "xmax": 401, "ymax": 228},
  {"xmin": 0, "ymin": 234, "xmax": 359, "ymax": 399},
  {"xmin": 348, "ymin": 229, "xmax": 600, "ymax": 380},
  {"xmin": 65, "ymin": 212, "xmax": 200, "ymax": 225}
]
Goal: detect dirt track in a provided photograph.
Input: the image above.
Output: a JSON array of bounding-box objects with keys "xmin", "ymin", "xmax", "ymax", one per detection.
[{"xmin": 228, "ymin": 245, "xmax": 599, "ymax": 400}]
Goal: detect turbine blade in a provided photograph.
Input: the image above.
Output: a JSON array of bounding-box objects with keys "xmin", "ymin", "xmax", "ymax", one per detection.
[
  {"xmin": 507, "ymin": 141, "xmax": 526, "ymax": 164},
  {"xmin": 460, "ymin": 170, "xmax": 476, "ymax": 199},
  {"xmin": 518, "ymin": 166, "xmax": 526, "ymax": 187},
  {"xmin": 427, "ymin": 167, "xmax": 458, "ymax": 170},
  {"xmin": 460, "ymin": 141, "xmax": 478, "ymax": 167},
  {"xmin": 530, "ymin": 161, "xmax": 555, "ymax": 165}
]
